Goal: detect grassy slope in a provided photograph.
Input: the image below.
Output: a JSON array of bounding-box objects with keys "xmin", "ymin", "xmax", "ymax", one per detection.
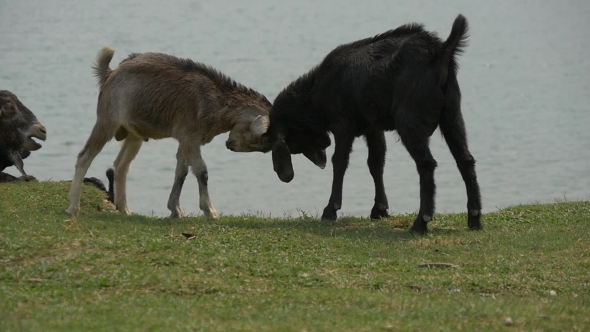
[{"xmin": 0, "ymin": 181, "xmax": 588, "ymax": 331}]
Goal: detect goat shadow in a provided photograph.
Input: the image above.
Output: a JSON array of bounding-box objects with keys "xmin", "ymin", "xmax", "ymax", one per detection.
[
  {"xmin": 218, "ymin": 214, "xmax": 462, "ymax": 243},
  {"xmin": 75, "ymin": 171, "xmax": 461, "ymax": 243},
  {"xmin": 79, "ymin": 209, "xmax": 461, "ymax": 244}
]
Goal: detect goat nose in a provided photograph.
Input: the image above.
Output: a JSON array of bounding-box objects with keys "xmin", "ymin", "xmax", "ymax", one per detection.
[{"xmin": 40, "ymin": 126, "xmax": 47, "ymax": 134}]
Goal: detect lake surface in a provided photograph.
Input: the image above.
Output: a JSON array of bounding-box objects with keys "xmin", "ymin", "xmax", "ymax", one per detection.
[{"xmin": 1, "ymin": 0, "xmax": 589, "ymax": 218}]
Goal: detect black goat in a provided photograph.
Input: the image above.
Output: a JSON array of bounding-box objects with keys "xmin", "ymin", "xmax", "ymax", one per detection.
[
  {"xmin": 81, "ymin": 168, "xmax": 115, "ymax": 204},
  {"xmin": 0, "ymin": 145, "xmax": 114, "ymax": 203},
  {"xmin": 264, "ymin": 14, "xmax": 482, "ymax": 234}
]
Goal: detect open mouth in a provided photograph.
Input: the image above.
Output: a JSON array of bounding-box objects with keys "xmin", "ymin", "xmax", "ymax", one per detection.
[{"xmin": 26, "ymin": 135, "xmax": 45, "ymax": 150}]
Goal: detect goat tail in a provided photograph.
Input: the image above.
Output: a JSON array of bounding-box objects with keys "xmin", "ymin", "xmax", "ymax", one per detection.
[
  {"xmin": 105, "ymin": 168, "xmax": 115, "ymax": 204},
  {"xmin": 440, "ymin": 14, "xmax": 469, "ymax": 84},
  {"xmin": 92, "ymin": 46, "xmax": 115, "ymax": 87},
  {"xmin": 443, "ymin": 14, "xmax": 469, "ymax": 57}
]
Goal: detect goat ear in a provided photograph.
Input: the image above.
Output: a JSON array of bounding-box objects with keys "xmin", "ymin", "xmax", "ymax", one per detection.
[
  {"xmin": 272, "ymin": 135, "xmax": 294, "ymax": 183},
  {"xmin": 303, "ymin": 149, "xmax": 327, "ymax": 169},
  {"xmin": 318, "ymin": 132, "xmax": 332, "ymax": 149},
  {"xmin": 250, "ymin": 115, "xmax": 269, "ymax": 137}
]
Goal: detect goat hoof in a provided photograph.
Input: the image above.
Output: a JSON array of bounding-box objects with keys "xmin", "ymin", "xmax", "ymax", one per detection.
[
  {"xmin": 468, "ymin": 214, "xmax": 482, "ymax": 230},
  {"xmin": 321, "ymin": 206, "xmax": 338, "ymax": 221},
  {"xmin": 117, "ymin": 206, "xmax": 132, "ymax": 216},
  {"xmin": 409, "ymin": 218, "xmax": 428, "ymax": 235},
  {"xmin": 169, "ymin": 211, "xmax": 184, "ymax": 219},
  {"xmin": 370, "ymin": 205, "xmax": 389, "ymax": 220},
  {"xmin": 204, "ymin": 209, "xmax": 219, "ymax": 220},
  {"xmin": 18, "ymin": 175, "xmax": 37, "ymax": 182},
  {"xmin": 65, "ymin": 204, "xmax": 80, "ymax": 216}
]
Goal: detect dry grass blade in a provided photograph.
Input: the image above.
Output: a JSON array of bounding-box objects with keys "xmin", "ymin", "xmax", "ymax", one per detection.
[{"xmin": 418, "ymin": 263, "xmax": 460, "ymax": 269}]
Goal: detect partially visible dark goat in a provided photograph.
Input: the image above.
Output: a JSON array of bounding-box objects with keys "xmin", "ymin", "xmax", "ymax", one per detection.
[
  {"xmin": 1, "ymin": 91, "xmax": 115, "ymax": 202},
  {"xmin": 264, "ymin": 14, "xmax": 482, "ymax": 234},
  {"xmin": 1, "ymin": 143, "xmax": 114, "ymax": 202},
  {"xmin": 81, "ymin": 168, "xmax": 115, "ymax": 204},
  {"xmin": 0, "ymin": 90, "xmax": 47, "ymax": 181}
]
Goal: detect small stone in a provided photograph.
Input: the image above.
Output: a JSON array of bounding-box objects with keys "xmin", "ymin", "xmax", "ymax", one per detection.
[
  {"xmin": 548, "ymin": 290, "xmax": 556, "ymax": 297},
  {"xmin": 504, "ymin": 317, "xmax": 513, "ymax": 326}
]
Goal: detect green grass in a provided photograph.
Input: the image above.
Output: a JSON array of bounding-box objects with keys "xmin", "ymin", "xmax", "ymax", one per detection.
[{"xmin": 0, "ymin": 181, "xmax": 589, "ymax": 331}]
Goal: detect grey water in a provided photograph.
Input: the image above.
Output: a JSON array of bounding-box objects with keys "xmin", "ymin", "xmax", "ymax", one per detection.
[{"xmin": 1, "ymin": 0, "xmax": 589, "ymax": 218}]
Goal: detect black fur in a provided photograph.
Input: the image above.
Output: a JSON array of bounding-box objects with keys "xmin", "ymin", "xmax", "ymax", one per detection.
[
  {"xmin": 0, "ymin": 143, "xmax": 34, "ymax": 182},
  {"xmin": 79, "ymin": 168, "xmax": 115, "ymax": 204},
  {"xmin": 1, "ymin": 144, "xmax": 115, "ymax": 204},
  {"xmin": 106, "ymin": 168, "xmax": 114, "ymax": 203},
  {"xmin": 0, "ymin": 143, "xmax": 30, "ymax": 172},
  {"xmin": 265, "ymin": 14, "xmax": 482, "ymax": 234}
]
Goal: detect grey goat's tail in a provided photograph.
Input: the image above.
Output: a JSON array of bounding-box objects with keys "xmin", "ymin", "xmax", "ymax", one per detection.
[{"xmin": 92, "ymin": 46, "xmax": 115, "ymax": 87}]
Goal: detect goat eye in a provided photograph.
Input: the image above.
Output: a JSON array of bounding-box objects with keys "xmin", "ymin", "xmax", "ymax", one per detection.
[{"xmin": 1, "ymin": 105, "xmax": 12, "ymax": 117}]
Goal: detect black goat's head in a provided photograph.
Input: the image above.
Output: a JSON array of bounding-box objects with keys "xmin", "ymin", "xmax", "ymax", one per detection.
[
  {"xmin": 0, "ymin": 90, "xmax": 47, "ymax": 151},
  {"xmin": 266, "ymin": 126, "xmax": 331, "ymax": 183}
]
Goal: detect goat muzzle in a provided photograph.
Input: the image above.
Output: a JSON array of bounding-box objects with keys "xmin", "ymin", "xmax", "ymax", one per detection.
[
  {"xmin": 23, "ymin": 123, "xmax": 47, "ymax": 151},
  {"xmin": 225, "ymin": 140, "xmax": 236, "ymax": 152}
]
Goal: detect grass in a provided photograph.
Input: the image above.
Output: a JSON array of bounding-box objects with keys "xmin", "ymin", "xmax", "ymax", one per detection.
[{"xmin": 0, "ymin": 181, "xmax": 589, "ymax": 331}]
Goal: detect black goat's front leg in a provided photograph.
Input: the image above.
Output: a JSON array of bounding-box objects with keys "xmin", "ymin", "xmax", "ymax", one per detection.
[
  {"xmin": 321, "ymin": 134, "xmax": 355, "ymax": 221},
  {"xmin": 365, "ymin": 132, "xmax": 389, "ymax": 219},
  {"xmin": 0, "ymin": 172, "xmax": 20, "ymax": 182},
  {"xmin": 9, "ymin": 150, "xmax": 28, "ymax": 178},
  {"xmin": 0, "ymin": 172, "xmax": 36, "ymax": 182}
]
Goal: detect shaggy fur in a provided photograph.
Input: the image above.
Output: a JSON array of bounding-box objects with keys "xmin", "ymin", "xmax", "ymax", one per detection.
[
  {"xmin": 0, "ymin": 143, "xmax": 34, "ymax": 182},
  {"xmin": 66, "ymin": 47, "xmax": 272, "ymax": 218},
  {"xmin": 0, "ymin": 90, "xmax": 47, "ymax": 181},
  {"xmin": 264, "ymin": 15, "xmax": 482, "ymax": 234}
]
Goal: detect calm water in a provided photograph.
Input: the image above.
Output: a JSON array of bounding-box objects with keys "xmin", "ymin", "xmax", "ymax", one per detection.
[{"xmin": 1, "ymin": 0, "xmax": 589, "ymax": 218}]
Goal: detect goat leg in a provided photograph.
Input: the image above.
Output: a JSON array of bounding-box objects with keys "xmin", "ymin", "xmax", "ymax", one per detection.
[
  {"xmin": 365, "ymin": 132, "xmax": 389, "ymax": 219},
  {"xmin": 0, "ymin": 172, "xmax": 20, "ymax": 182},
  {"xmin": 321, "ymin": 134, "xmax": 354, "ymax": 221},
  {"xmin": 167, "ymin": 147, "xmax": 189, "ymax": 218},
  {"xmin": 10, "ymin": 150, "xmax": 27, "ymax": 177},
  {"xmin": 398, "ymin": 126, "xmax": 437, "ymax": 234},
  {"xmin": 8, "ymin": 151, "xmax": 36, "ymax": 181},
  {"xmin": 184, "ymin": 143, "xmax": 219, "ymax": 220}
]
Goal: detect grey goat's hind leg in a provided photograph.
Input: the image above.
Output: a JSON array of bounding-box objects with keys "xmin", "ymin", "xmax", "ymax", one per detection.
[{"xmin": 112, "ymin": 136, "xmax": 143, "ymax": 216}]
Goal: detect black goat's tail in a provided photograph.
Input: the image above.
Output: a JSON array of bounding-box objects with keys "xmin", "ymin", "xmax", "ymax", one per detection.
[
  {"xmin": 440, "ymin": 14, "xmax": 469, "ymax": 84},
  {"xmin": 106, "ymin": 168, "xmax": 115, "ymax": 204},
  {"xmin": 83, "ymin": 177, "xmax": 107, "ymax": 193},
  {"xmin": 92, "ymin": 46, "xmax": 115, "ymax": 87},
  {"xmin": 80, "ymin": 168, "xmax": 115, "ymax": 204}
]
